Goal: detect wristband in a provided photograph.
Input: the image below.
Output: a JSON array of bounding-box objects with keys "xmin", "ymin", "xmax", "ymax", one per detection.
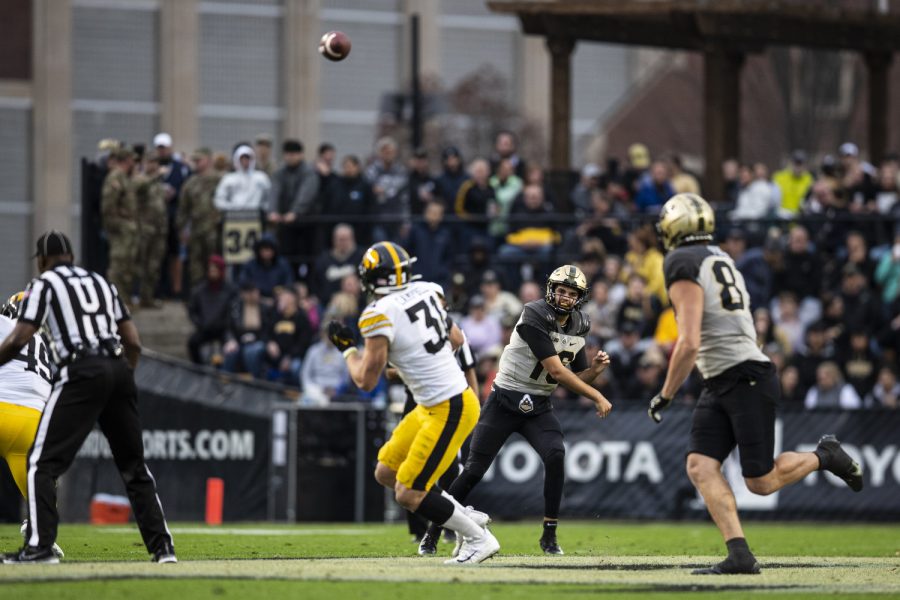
[{"xmin": 342, "ymin": 347, "xmax": 358, "ymax": 359}]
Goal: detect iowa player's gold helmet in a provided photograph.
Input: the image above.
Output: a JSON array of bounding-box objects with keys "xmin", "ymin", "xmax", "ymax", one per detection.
[
  {"xmin": 657, "ymin": 193, "xmax": 716, "ymax": 251},
  {"xmin": 546, "ymin": 265, "xmax": 588, "ymax": 314},
  {"xmin": 0, "ymin": 291, "xmax": 26, "ymax": 319},
  {"xmin": 358, "ymin": 241, "xmax": 420, "ymax": 296}
]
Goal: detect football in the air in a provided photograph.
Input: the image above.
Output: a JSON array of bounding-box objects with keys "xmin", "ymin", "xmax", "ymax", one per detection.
[{"xmin": 319, "ymin": 31, "xmax": 351, "ymax": 62}]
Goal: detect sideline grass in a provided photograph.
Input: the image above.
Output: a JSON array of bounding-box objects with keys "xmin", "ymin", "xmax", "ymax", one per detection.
[{"xmin": 0, "ymin": 522, "xmax": 898, "ymax": 599}]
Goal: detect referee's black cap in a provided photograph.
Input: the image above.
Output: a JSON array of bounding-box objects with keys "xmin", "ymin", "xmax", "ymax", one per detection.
[{"xmin": 33, "ymin": 230, "xmax": 74, "ymax": 258}]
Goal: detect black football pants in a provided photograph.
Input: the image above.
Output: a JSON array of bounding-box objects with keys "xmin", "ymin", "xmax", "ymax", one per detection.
[{"xmin": 23, "ymin": 356, "xmax": 173, "ymax": 554}]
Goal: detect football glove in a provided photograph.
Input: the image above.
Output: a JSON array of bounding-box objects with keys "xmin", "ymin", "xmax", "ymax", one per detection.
[
  {"xmin": 648, "ymin": 393, "xmax": 673, "ymax": 424},
  {"xmin": 327, "ymin": 321, "xmax": 356, "ymax": 353}
]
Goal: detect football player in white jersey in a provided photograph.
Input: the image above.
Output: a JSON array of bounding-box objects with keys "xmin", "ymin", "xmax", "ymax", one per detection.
[
  {"xmin": 0, "ymin": 293, "xmax": 63, "ymax": 558},
  {"xmin": 327, "ymin": 242, "xmax": 499, "ymax": 565},
  {"xmin": 649, "ymin": 193, "xmax": 863, "ymax": 575}
]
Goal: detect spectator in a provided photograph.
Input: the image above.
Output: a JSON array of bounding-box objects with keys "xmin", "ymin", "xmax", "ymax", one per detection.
[
  {"xmin": 617, "ymin": 273, "xmax": 662, "ymax": 339},
  {"xmin": 223, "ymin": 282, "xmax": 274, "ymax": 378},
  {"xmin": 460, "ymin": 294, "xmax": 503, "ymax": 355},
  {"xmin": 239, "ymin": 235, "xmax": 294, "ymax": 300},
  {"xmin": 300, "ymin": 323, "xmax": 351, "ymax": 406},
  {"xmin": 721, "ymin": 158, "xmax": 740, "ymax": 207},
  {"xmin": 574, "ymin": 188, "xmax": 628, "ymax": 256},
  {"xmin": 731, "ymin": 163, "xmax": 777, "ymax": 221},
  {"xmin": 254, "ymin": 134, "xmax": 275, "ymax": 176},
  {"xmin": 498, "ymin": 184, "xmax": 557, "ymax": 289},
  {"xmin": 771, "ymin": 291, "xmax": 807, "ymax": 356},
  {"xmin": 268, "ymin": 139, "xmax": 319, "ymax": 271},
  {"xmin": 838, "ymin": 264, "xmax": 882, "ymax": 337},
  {"xmin": 459, "ymin": 238, "xmax": 494, "ymax": 299},
  {"xmin": 488, "ymin": 157, "xmax": 524, "ymax": 244},
  {"xmin": 263, "ymin": 287, "xmax": 314, "ymax": 385},
  {"xmin": 605, "ymin": 320, "xmax": 651, "ymax": 395},
  {"xmin": 406, "ymin": 147, "xmax": 438, "ymax": 217},
  {"xmin": 489, "ymin": 130, "xmax": 526, "ymax": 179},
  {"xmin": 754, "ymin": 307, "xmax": 792, "ymax": 356},
  {"xmin": 479, "ymin": 270, "xmax": 522, "ymax": 328},
  {"xmin": 312, "ymin": 223, "xmax": 364, "ymax": 306},
  {"xmin": 830, "ymin": 230, "xmax": 877, "ymax": 291},
  {"xmin": 365, "ymin": 136, "xmax": 408, "ymax": 242},
  {"xmin": 177, "ymin": 148, "xmax": 223, "ymax": 289},
  {"xmin": 405, "ymin": 200, "xmax": 453, "ymax": 289},
  {"xmin": 435, "ymin": 146, "xmax": 468, "ymax": 206},
  {"xmin": 791, "ymin": 321, "xmax": 834, "ymax": 393},
  {"xmin": 101, "ymin": 146, "xmax": 138, "ymax": 305},
  {"xmin": 633, "ymin": 160, "xmax": 673, "ymax": 214},
  {"xmin": 618, "ymin": 345, "xmax": 667, "ymax": 401},
  {"xmin": 837, "ymin": 330, "xmax": 878, "ymax": 400},
  {"xmin": 623, "ymin": 143, "xmax": 651, "ymax": 199},
  {"xmin": 864, "ymin": 365, "xmax": 900, "ymax": 409},
  {"xmin": 780, "ymin": 364, "xmax": 805, "ymax": 405},
  {"xmin": 133, "ymin": 150, "xmax": 168, "ymax": 308},
  {"xmin": 214, "ymin": 143, "xmax": 271, "ymax": 213},
  {"xmin": 837, "ymin": 142, "xmax": 877, "ymax": 209},
  {"xmin": 314, "ymin": 142, "xmax": 339, "ymax": 248},
  {"xmin": 621, "ymin": 224, "xmax": 667, "ymax": 305},
  {"xmin": 517, "ymin": 281, "xmax": 543, "ymax": 304},
  {"xmin": 774, "ymin": 225, "xmax": 823, "ymax": 312},
  {"xmin": 804, "ymin": 361, "xmax": 862, "ymax": 410},
  {"xmin": 874, "ymin": 227, "xmax": 900, "ymax": 306},
  {"xmin": 522, "ymin": 161, "xmax": 557, "ymax": 206},
  {"xmin": 454, "ymin": 158, "xmax": 495, "ymax": 246},
  {"xmin": 154, "ymin": 132, "xmax": 193, "ymax": 298},
  {"xmin": 186, "ymin": 255, "xmax": 237, "ymax": 365},
  {"xmin": 773, "ymin": 150, "xmax": 813, "ymax": 216},
  {"xmin": 331, "ymin": 155, "xmax": 374, "ymax": 245},
  {"xmin": 667, "ymin": 154, "xmax": 701, "ymax": 195},
  {"xmin": 583, "ymin": 279, "xmax": 618, "ymax": 343},
  {"xmin": 570, "ymin": 163, "xmax": 602, "ymax": 218},
  {"xmin": 735, "ymin": 233, "xmax": 781, "ymax": 312}
]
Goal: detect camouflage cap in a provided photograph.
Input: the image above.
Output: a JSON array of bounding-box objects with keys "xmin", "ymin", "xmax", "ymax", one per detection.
[
  {"xmin": 191, "ymin": 147, "xmax": 212, "ymax": 159},
  {"xmin": 112, "ymin": 146, "xmax": 136, "ymax": 161},
  {"xmin": 144, "ymin": 149, "xmax": 160, "ymax": 162}
]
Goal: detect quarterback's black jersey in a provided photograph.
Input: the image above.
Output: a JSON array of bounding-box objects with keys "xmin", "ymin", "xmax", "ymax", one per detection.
[
  {"xmin": 664, "ymin": 244, "xmax": 768, "ymax": 378},
  {"xmin": 493, "ymin": 300, "xmax": 589, "ymax": 397}
]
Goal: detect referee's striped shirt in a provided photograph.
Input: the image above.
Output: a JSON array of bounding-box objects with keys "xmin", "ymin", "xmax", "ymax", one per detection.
[{"xmin": 19, "ymin": 263, "xmax": 130, "ymax": 363}]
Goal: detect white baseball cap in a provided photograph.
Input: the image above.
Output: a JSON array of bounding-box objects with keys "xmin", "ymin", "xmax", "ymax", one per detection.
[
  {"xmin": 838, "ymin": 142, "xmax": 859, "ymax": 157},
  {"xmin": 153, "ymin": 132, "xmax": 173, "ymax": 148}
]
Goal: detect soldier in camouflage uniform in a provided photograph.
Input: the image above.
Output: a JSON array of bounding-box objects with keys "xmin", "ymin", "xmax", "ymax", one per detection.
[
  {"xmin": 177, "ymin": 148, "xmax": 223, "ymax": 287},
  {"xmin": 133, "ymin": 150, "xmax": 169, "ymax": 308},
  {"xmin": 101, "ymin": 147, "xmax": 138, "ymax": 304}
]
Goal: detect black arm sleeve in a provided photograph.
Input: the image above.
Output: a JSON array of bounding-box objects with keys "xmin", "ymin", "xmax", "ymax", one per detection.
[
  {"xmin": 517, "ymin": 323, "xmax": 557, "ymax": 361},
  {"xmin": 570, "ymin": 347, "xmax": 588, "ymax": 372}
]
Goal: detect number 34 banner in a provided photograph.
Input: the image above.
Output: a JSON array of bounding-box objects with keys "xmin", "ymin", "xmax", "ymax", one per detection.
[{"xmin": 223, "ymin": 210, "xmax": 263, "ymax": 265}]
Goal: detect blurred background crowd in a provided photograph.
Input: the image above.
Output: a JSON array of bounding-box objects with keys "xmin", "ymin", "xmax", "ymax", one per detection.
[{"xmin": 88, "ymin": 128, "xmax": 900, "ymax": 411}]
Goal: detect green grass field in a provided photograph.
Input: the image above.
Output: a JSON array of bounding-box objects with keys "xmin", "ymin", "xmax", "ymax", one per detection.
[{"xmin": 1, "ymin": 521, "xmax": 898, "ymax": 599}]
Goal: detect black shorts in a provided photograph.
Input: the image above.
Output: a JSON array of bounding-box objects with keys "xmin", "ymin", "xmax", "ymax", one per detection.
[
  {"xmin": 467, "ymin": 387, "xmax": 564, "ymax": 465},
  {"xmin": 688, "ymin": 360, "xmax": 778, "ymax": 478}
]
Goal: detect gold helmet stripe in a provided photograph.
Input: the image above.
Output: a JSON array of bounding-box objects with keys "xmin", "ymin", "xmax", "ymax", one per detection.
[{"xmin": 382, "ymin": 242, "xmax": 403, "ymax": 286}]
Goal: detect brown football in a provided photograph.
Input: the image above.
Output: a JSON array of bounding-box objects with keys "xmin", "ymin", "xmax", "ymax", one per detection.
[{"xmin": 319, "ymin": 30, "xmax": 351, "ymax": 62}]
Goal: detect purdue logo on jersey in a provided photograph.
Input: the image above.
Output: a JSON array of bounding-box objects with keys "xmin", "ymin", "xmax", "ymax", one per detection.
[{"xmin": 518, "ymin": 394, "xmax": 534, "ymax": 413}]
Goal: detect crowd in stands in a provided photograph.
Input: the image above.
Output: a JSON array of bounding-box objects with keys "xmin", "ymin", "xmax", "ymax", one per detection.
[{"xmin": 91, "ymin": 130, "xmax": 900, "ymax": 410}]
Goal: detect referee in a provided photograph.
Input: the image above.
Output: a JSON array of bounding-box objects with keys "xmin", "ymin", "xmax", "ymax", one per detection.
[{"xmin": 0, "ymin": 231, "xmax": 175, "ymax": 564}]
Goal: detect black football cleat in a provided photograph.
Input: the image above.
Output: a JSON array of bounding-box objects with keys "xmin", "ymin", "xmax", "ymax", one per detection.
[
  {"xmin": 815, "ymin": 434, "xmax": 864, "ymax": 492},
  {"xmin": 2, "ymin": 546, "xmax": 60, "ymax": 564},
  {"xmin": 539, "ymin": 535, "xmax": 565, "ymax": 555},
  {"xmin": 417, "ymin": 532, "xmax": 438, "ymax": 556},
  {"xmin": 692, "ymin": 556, "xmax": 761, "ymax": 575},
  {"xmin": 152, "ymin": 543, "xmax": 177, "ymax": 564}
]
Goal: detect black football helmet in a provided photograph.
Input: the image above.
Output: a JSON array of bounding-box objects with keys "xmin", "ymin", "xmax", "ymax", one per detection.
[
  {"xmin": 358, "ymin": 242, "xmax": 420, "ymax": 296},
  {"xmin": 0, "ymin": 291, "xmax": 25, "ymax": 319}
]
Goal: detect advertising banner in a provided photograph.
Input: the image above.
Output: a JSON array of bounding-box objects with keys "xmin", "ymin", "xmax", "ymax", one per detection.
[{"xmin": 467, "ymin": 406, "xmax": 900, "ymax": 521}]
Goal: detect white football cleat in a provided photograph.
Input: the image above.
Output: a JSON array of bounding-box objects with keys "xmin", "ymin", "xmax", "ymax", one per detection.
[
  {"xmin": 451, "ymin": 506, "xmax": 491, "ymax": 559},
  {"xmin": 444, "ymin": 527, "xmax": 500, "ymax": 565}
]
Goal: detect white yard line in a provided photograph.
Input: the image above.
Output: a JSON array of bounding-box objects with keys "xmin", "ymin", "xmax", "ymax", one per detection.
[{"xmin": 98, "ymin": 527, "xmax": 384, "ymax": 536}]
